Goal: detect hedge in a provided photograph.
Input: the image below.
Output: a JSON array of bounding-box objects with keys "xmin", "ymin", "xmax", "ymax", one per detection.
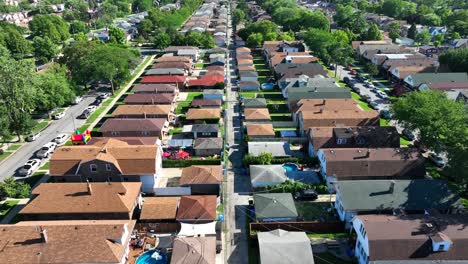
[{"xmin": 162, "ymin": 159, "xmax": 221, "ymax": 168}]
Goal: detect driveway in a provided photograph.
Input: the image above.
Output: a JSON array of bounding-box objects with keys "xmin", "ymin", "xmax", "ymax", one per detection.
[{"xmin": 0, "ymin": 93, "xmax": 97, "ymax": 180}]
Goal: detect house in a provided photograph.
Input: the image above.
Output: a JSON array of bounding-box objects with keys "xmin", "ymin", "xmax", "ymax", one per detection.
[
  {"xmin": 182, "ymin": 124, "xmax": 219, "ymax": 138},
  {"xmin": 247, "ymin": 123, "xmax": 275, "ymax": 139},
  {"xmin": 123, "ymin": 93, "xmax": 176, "ymax": 105},
  {"xmin": 317, "ymin": 148, "xmax": 426, "ymax": 190},
  {"xmin": 390, "ymin": 65, "xmax": 434, "ymax": 81},
  {"xmin": 209, "ymin": 53, "xmax": 225, "ymax": 64},
  {"xmin": 429, "ymin": 26, "xmax": 447, "ymax": 36},
  {"xmin": 243, "ymin": 98, "xmax": 267, "ymax": 108},
  {"xmin": 307, "ymin": 126, "xmax": 400, "ymax": 157},
  {"xmin": 239, "ymin": 81, "xmax": 260, "ymax": 91},
  {"xmin": 451, "ymin": 38, "xmax": 468, "ymax": 49},
  {"xmin": 152, "ymin": 61, "xmax": 192, "ymax": 71},
  {"xmin": 244, "ymin": 108, "xmax": 271, "ymax": 122},
  {"xmin": 87, "ymin": 137, "xmax": 160, "ymax": 146},
  {"xmin": 203, "ymin": 89, "xmax": 224, "ymax": 101},
  {"xmin": 287, "ymin": 87, "xmax": 352, "ymax": 109},
  {"xmin": 206, "ymin": 65, "xmax": 224, "ymax": 72},
  {"xmin": 403, "ymin": 72, "xmax": 468, "ymax": 90},
  {"xmin": 214, "ymin": 36, "xmax": 226, "ymax": 47},
  {"xmin": 191, "ymin": 99, "xmax": 222, "ymax": 108},
  {"xmin": 145, "ymin": 68, "xmax": 186, "ymax": 76},
  {"xmin": 250, "ymin": 165, "xmax": 287, "ymax": 188},
  {"xmin": 238, "ymin": 65, "xmax": 256, "ymax": 72},
  {"xmin": 352, "ymin": 214, "xmax": 468, "ymax": 264},
  {"xmin": 176, "ymin": 195, "xmax": 217, "ymax": 223},
  {"xmin": 253, "ymin": 193, "xmax": 298, "ymax": 222},
  {"xmin": 0, "ymin": 220, "xmax": 136, "ymax": 264},
  {"xmin": 235, "ymin": 34, "xmax": 246, "ymax": 47},
  {"xmin": 156, "ymin": 56, "xmax": 192, "ymax": 63},
  {"xmin": 258, "ymin": 229, "xmax": 315, "ymax": 264},
  {"xmin": 236, "ymin": 54, "xmax": 253, "ymax": 60},
  {"xmin": 112, "ymin": 105, "xmax": 173, "ymax": 119},
  {"xmin": 171, "ymin": 237, "xmax": 216, "ymax": 264},
  {"xmin": 295, "ymin": 99, "xmax": 380, "ymax": 134},
  {"xmin": 19, "ymin": 182, "xmax": 142, "ymax": 221},
  {"xmin": 49, "ymin": 139, "xmax": 162, "ymax": 193},
  {"xmin": 239, "ymin": 71, "xmax": 258, "ymax": 82},
  {"xmin": 193, "ymin": 137, "xmax": 223, "ymax": 156},
  {"xmin": 274, "ymin": 63, "xmax": 328, "ymax": 81},
  {"xmin": 236, "ymin": 47, "xmax": 251, "ymax": 55},
  {"xmin": 446, "ymin": 90, "xmax": 468, "ymax": 104},
  {"xmin": 177, "ymin": 49, "xmax": 200, "ymax": 61},
  {"xmin": 248, "ymin": 142, "xmax": 291, "ymax": 157},
  {"xmin": 139, "ymin": 196, "xmax": 180, "ymax": 223},
  {"xmin": 334, "ymin": 180, "xmax": 463, "ymax": 224},
  {"xmin": 187, "ymin": 75, "xmax": 224, "ymax": 89},
  {"xmin": 280, "ymin": 74, "xmax": 337, "ymax": 95},
  {"xmin": 266, "ymin": 52, "xmax": 312, "ymax": 69},
  {"xmin": 395, "ymin": 37, "xmax": 415, "ymax": 46},
  {"xmin": 140, "ymin": 75, "xmax": 187, "ymax": 88},
  {"xmin": 263, "ymin": 41, "xmax": 307, "ymax": 57},
  {"xmin": 185, "ymin": 108, "xmax": 221, "ymax": 121},
  {"xmin": 132, "ymin": 83, "xmax": 178, "ymax": 94},
  {"xmin": 237, "ymin": 59, "xmax": 254, "ymax": 67},
  {"xmin": 99, "ymin": 118, "xmax": 168, "ymax": 138},
  {"xmin": 164, "ymin": 46, "xmax": 198, "ymax": 56},
  {"xmin": 180, "ymin": 165, "xmax": 222, "ymax": 195}
]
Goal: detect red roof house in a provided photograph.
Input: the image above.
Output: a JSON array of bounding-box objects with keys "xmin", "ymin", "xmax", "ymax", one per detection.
[
  {"xmin": 187, "ymin": 75, "xmax": 224, "ymax": 88},
  {"xmin": 140, "ymin": 75, "xmax": 187, "ymax": 88}
]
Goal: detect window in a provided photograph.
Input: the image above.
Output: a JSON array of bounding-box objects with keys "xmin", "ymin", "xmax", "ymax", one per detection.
[
  {"xmin": 123, "ymin": 177, "xmax": 129, "ymax": 182},
  {"xmin": 356, "ymin": 137, "xmax": 366, "ymax": 145},
  {"xmin": 90, "ymin": 164, "xmax": 97, "ymax": 172},
  {"xmin": 337, "ymin": 138, "xmax": 347, "ymax": 144},
  {"xmin": 111, "ymin": 131, "xmax": 120, "ymax": 136},
  {"xmin": 87, "ymin": 177, "xmax": 93, "ymax": 182},
  {"xmin": 142, "ymin": 131, "xmax": 150, "ymax": 136},
  {"xmin": 438, "ymin": 244, "xmax": 445, "ymax": 251},
  {"xmin": 359, "ymin": 224, "xmax": 367, "ymax": 238},
  {"xmin": 107, "ymin": 176, "xmax": 113, "ymax": 182},
  {"xmin": 106, "ymin": 164, "xmax": 112, "ymax": 171},
  {"xmin": 202, "ymin": 132, "xmax": 212, "ymax": 136}
]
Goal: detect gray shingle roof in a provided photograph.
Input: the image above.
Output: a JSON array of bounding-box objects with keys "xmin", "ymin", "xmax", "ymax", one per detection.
[
  {"xmin": 254, "ymin": 193, "xmax": 298, "ymax": 219},
  {"xmin": 409, "ymin": 73, "xmax": 468, "ymax": 87},
  {"xmin": 258, "ymin": 229, "xmax": 314, "ymax": 264},
  {"xmin": 250, "ymin": 165, "xmax": 287, "ymax": 187},
  {"xmin": 243, "ymin": 98, "xmax": 267, "ymax": 108},
  {"xmin": 193, "ymin": 137, "xmax": 223, "ymax": 149},
  {"xmin": 335, "ymin": 180, "xmax": 463, "ymax": 211},
  {"xmin": 248, "ymin": 142, "xmax": 291, "ymax": 157}
]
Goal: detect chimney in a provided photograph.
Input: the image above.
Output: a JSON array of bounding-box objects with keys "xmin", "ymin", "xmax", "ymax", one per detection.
[
  {"xmin": 366, "ymin": 149, "xmax": 370, "ymax": 158},
  {"xmin": 389, "ymin": 180, "xmax": 395, "ymax": 193},
  {"xmin": 322, "ymin": 99, "xmax": 326, "ymax": 105},
  {"xmin": 87, "ymin": 180, "xmax": 92, "ymax": 195},
  {"xmin": 40, "ymin": 228, "xmax": 48, "ymax": 243},
  {"xmin": 144, "ymin": 112, "xmax": 147, "ymax": 119}
]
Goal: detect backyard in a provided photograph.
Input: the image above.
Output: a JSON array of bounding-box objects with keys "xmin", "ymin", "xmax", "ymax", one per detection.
[{"xmin": 295, "ymin": 202, "xmax": 337, "ymax": 222}]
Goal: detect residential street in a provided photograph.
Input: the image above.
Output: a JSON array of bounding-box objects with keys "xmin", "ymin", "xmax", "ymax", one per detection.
[{"xmin": 0, "ymin": 94, "xmax": 96, "ymax": 180}]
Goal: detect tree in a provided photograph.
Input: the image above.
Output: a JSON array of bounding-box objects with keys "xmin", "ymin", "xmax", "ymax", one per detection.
[
  {"xmin": 366, "ymin": 23, "xmax": 383, "ymax": 40},
  {"xmin": 2, "ymin": 27, "xmax": 31, "ymax": 59},
  {"xmin": 421, "ymin": 13, "xmax": 442, "ymax": 26},
  {"xmin": 233, "ymin": 9, "xmax": 246, "ymax": 25},
  {"xmin": 137, "ymin": 19, "xmax": 153, "ymax": 39},
  {"xmin": 391, "ymin": 90, "xmax": 468, "ymax": 185},
  {"xmin": 63, "ymin": 0, "xmax": 90, "ymax": 22},
  {"xmin": 0, "ymin": 52, "xmax": 36, "ymax": 140},
  {"xmin": 69, "ymin": 20, "xmax": 88, "ymax": 34},
  {"xmin": 416, "ymin": 29, "xmax": 431, "ymax": 44},
  {"xmin": 246, "ymin": 33, "xmax": 263, "ymax": 48},
  {"xmin": 366, "ymin": 62, "xmax": 379, "ymax": 76},
  {"xmin": 33, "ymin": 36, "xmax": 59, "ymax": 63},
  {"xmin": 29, "ymin": 14, "xmax": 70, "ymax": 44},
  {"xmin": 439, "ymin": 49, "xmax": 468, "ymax": 73},
  {"xmin": 74, "ymin": 32, "xmax": 88, "ymax": 42},
  {"xmin": 152, "ymin": 31, "xmax": 171, "ymax": 49},
  {"xmin": 433, "ymin": 33, "xmax": 444, "ymax": 47},
  {"xmin": 109, "ymin": 27, "xmax": 126, "ymax": 44},
  {"xmin": 0, "ymin": 177, "xmax": 31, "ymax": 199},
  {"xmin": 407, "ymin": 23, "xmax": 417, "ymax": 39},
  {"xmin": 388, "ymin": 22, "xmax": 401, "ymax": 42},
  {"xmin": 132, "ymin": 0, "xmax": 152, "ymax": 12},
  {"xmin": 257, "ymin": 152, "xmax": 273, "ymax": 165}
]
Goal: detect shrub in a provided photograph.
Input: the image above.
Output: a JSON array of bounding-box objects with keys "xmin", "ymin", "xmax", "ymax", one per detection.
[
  {"xmin": 243, "ymin": 152, "xmax": 272, "ymax": 166},
  {"xmin": 162, "ymin": 159, "xmax": 221, "ymax": 168},
  {"xmin": 261, "ymin": 180, "xmax": 328, "ymax": 194},
  {"xmin": 0, "ymin": 177, "xmax": 31, "ymax": 199}
]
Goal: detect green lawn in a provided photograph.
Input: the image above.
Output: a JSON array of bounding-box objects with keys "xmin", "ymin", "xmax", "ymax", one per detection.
[
  {"xmin": 314, "ymin": 253, "xmax": 356, "ymax": 264},
  {"xmin": 7, "ymin": 144, "xmax": 22, "ymax": 151},
  {"xmin": 0, "ymin": 152, "xmax": 12, "ymax": 161},
  {"xmin": 23, "ymin": 172, "xmax": 46, "ymax": 188},
  {"xmin": 0, "ymin": 200, "xmax": 19, "ymax": 221},
  {"xmin": 29, "ymin": 120, "xmax": 49, "ymax": 134},
  {"xmin": 400, "ymin": 137, "xmax": 411, "ymax": 146},
  {"xmin": 351, "ymin": 92, "xmax": 372, "ymax": 111},
  {"xmin": 380, "ymin": 119, "xmax": 390, "ymax": 126},
  {"xmin": 295, "ymin": 202, "xmax": 337, "ymax": 222},
  {"xmin": 184, "ymin": 92, "xmax": 203, "ymax": 102},
  {"xmin": 169, "ymin": 128, "xmax": 183, "ymax": 135},
  {"xmin": 254, "ymin": 64, "xmax": 269, "ymax": 71},
  {"xmin": 175, "ymin": 102, "xmax": 191, "ymax": 115},
  {"xmin": 267, "ymin": 103, "xmax": 290, "ymax": 113},
  {"xmin": 39, "ymin": 161, "xmax": 49, "ymax": 170}
]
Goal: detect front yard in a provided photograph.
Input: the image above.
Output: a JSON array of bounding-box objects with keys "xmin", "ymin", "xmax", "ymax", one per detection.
[{"xmin": 0, "ymin": 200, "xmax": 19, "ymax": 221}]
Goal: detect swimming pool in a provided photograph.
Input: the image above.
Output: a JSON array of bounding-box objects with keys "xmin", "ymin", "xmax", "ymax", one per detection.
[
  {"xmin": 283, "ymin": 163, "xmax": 299, "ymax": 172},
  {"xmin": 136, "ymin": 250, "xmax": 167, "ymax": 264},
  {"xmin": 261, "ymin": 83, "xmax": 274, "ymax": 90}
]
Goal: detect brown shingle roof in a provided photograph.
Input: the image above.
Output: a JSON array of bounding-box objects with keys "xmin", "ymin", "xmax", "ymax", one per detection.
[
  {"xmin": 132, "ymin": 84, "xmax": 177, "ymax": 93},
  {"xmin": 171, "ymin": 237, "xmax": 216, "ymax": 264},
  {"xmin": 140, "ymin": 197, "xmax": 180, "ymax": 220},
  {"xmin": 20, "ymin": 182, "xmax": 141, "ymax": 215},
  {"xmin": 176, "ymin": 195, "xmax": 217, "ymax": 221},
  {"xmin": 193, "ymin": 138, "xmax": 223, "ymax": 150},
  {"xmin": 358, "ymin": 214, "xmax": 468, "ymax": 262},
  {"xmin": 99, "ymin": 118, "xmax": 167, "ymax": 133},
  {"xmin": 236, "ymin": 54, "xmax": 253, "ymax": 60},
  {"xmin": 112, "ymin": 105, "xmax": 172, "ymax": 117},
  {"xmin": 236, "ymin": 47, "xmax": 251, "ymax": 53},
  {"xmin": 295, "ymin": 99, "xmax": 360, "ymax": 113},
  {"xmin": 87, "ymin": 137, "xmax": 159, "ymax": 146},
  {"xmin": 247, "ymin": 123, "xmax": 275, "ymax": 136},
  {"xmin": 186, "ymin": 108, "xmax": 221, "ymax": 120},
  {"xmin": 123, "ymin": 93, "xmax": 175, "ymax": 104},
  {"xmin": 180, "ymin": 165, "xmax": 222, "ymax": 185},
  {"xmin": 238, "ymin": 65, "xmax": 256, "ymax": 71},
  {"xmin": 274, "ymin": 63, "xmax": 328, "ymax": 80},
  {"xmin": 244, "ymin": 108, "xmax": 271, "ymax": 121},
  {"xmin": 321, "ymin": 148, "xmax": 425, "ymax": 178},
  {"xmin": 0, "ymin": 220, "xmax": 135, "ymax": 264},
  {"xmin": 268, "ymin": 52, "xmax": 311, "ymax": 67},
  {"xmin": 156, "ymin": 56, "xmax": 192, "ymax": 63},
  {"xmin": 152, "ymin": 61, "xmax": 192, "ymax": 70},
  {"xmin": 191, "ymin": 99, "xmax": 222, "ymax": 107},
  {"xmin": 50, "ymin": 139, "xmax": 159, "ymax": 176}
]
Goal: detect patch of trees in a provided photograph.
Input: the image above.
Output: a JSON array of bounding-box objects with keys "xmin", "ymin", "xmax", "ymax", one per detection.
[
  {"xmin": 238, "ymin": 20, "xmax": 279, "ymax": 47},
  {"xmin": 439, "ymin": 49, "xmax": 468, "ymax": 73},
  {"xmin": 303, "ymin": 28, "xmax": 354, "ymax": 66},
  {"xmin": 29, "ymin": 14, "xmax": 70, "ymax": 44},
  {"xmin": 0, "ymin": 22, "xmax": 31, "ymax": 60}
]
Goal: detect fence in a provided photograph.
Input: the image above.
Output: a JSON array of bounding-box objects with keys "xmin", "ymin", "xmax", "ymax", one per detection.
[
  {"xmin": 249, "ymin": 221, "xmax": 344, "ymax": 236},
  {"xmin": 136, "ymin": 222, "xmax": 180, "ymax": 233},
  {"xmin": 249, "ymin": 137, "xmax": 307, "ymax": 144}
]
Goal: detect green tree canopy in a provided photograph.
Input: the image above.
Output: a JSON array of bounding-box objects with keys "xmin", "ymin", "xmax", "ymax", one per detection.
[
  {"xmin": 246, "ymin": 33, "xmax": 263, "ymax": 48},
  {"xmin": 109, "ymin": 27, "xmax": 126, "ymax": 44},
  {"xmin": 439, "ymin": 48, "xmax": 468, "ymax": 73},
  {"xmin": 152, "ymin": 31, "xmax": 171, "ymax": 49},
  {"xmin": 35, "ymin": 65, "xmax": 76, "ymax": 113},
  {"xmin": 366, "ymin": 23, "xmax": 383, "ymax": 40},
  {"xmin": 33, "ymin": 36, "xmax": 59, "ymax": 63},
  {"xmin": 416, "ymin": 29, "xmax": 431, "ymax": 44},
  {"xmin": 233, "ymin": 8, "xmax": 246, "ymax": 25},
  {"xmin": 29, "ymin": 14, "xmax": 70, "ymax": 44}
]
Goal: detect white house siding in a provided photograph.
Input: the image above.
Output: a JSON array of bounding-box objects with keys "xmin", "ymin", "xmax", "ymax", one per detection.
[
  {"xmin": 352, "ymin": 217, "xmax": 370, "ymax": 264},
  {"xmin": 240, "ymin": 76, "xmax": 258, "ymax": 82},
  {"xmin": 334, "ymin": 192, "xmax": 356, "ymax": 226},
  {"xmin": 140, "ymin": 175, "xmax": 156, "ymax": 193}
]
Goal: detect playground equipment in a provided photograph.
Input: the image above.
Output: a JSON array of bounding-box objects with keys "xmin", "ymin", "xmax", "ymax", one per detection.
[{"xmin": 71, "ymin": 129, "xmax": 91, "ymax": 145}]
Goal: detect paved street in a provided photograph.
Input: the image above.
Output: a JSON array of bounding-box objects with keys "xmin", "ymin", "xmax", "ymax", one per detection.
[{"xmin": 0, "ymin": 94, "xmax": 97, "ymax": 180}]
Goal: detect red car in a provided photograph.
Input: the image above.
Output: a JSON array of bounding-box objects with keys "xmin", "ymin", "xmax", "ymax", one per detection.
[
  {"xmin": 347, "ymin": 66, "xmax": 353, "ymax": 71},
  {"xmin": 351, "ymin": 70, "xmax": 358, "ymax": 75}
]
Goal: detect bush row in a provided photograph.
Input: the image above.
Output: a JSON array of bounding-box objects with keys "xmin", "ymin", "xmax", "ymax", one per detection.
[{"xmin": 162, "ymin": 159, "xmax": 221, "ymax": 168}]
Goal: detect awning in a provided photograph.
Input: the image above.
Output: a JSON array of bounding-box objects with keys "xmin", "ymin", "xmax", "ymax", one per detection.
[
  {"xmin": 166, "ymin": 139, "xmax": 193, "ymax": 148},
  {"xmin": 178, "ymin": 222, "xmax": 216, "ymax": 237}
]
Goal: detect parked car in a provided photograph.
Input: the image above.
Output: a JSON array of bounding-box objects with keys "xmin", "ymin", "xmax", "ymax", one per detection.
[
  {"xmin": 412, "ymin": 140, "xmax": 428, "ymax": 153},
  {"xmin": 368, "ymin": 84, "xmax": 376, "ymax": 89},
  {"xmin": 347, "ymin": 65, "xmax": 353, "ymax": 71},
  {"xmin": 36, "ymin": 142, "xmax": 57, "ymax": 158},
  {"xmin": 369, "ymin": 101, "xmax": 380, "ymax": 110},
  {"xmin": 86, "ymin": 105, "xmax": 97, "ymax": 113},
  {"xmin": 354, "ymin": 87, "xmax": 361, "ymax": 93},
  {"xmin": 91, "ymin": 99, "xmax": 103, "ymax": 106},
  {"xmin": 294, "ymin": 189, "xmax": 318, "ymax": 201},
  {"xmin": 376, "ymin": 90, "xmax": 388, "ymax": 99},
  {"xmin": 52, "ymin": 111, "xmax": 65, "ymax": 120},
  {"xmin": 402, "ymin": 128, "xmax": 415, "ymax": 141},
  {"xmin": 77, "ymin": 110, "xmax": 90, "ymax": 119},
  {"xmin": 18, "ymin": 159, "xmax": 41, "ymax": 176},
  {"xmin": 26, "ymin": 132, "xmax": 42, "ymax": 142},
  {"xmin": 98, "ymin": 92, "xmax": 111, "ymax": 99},
  {"xmin": 362, "ymin": 94, "xmax": 371, "ymax": 102},
  {"xmin": 54, "ymin": 133, "xmax": 68, "ymax": 145},
  {"xmin": 351, "ymin": 70, "xmax": 357, "ymax": 75},
  {"xmin": 379, "ymin": 110, "xmax": 393, "ymax": 119},
  {"xmin": 428, "ymin": 153, "xmax": 446, "ymax": 167},
  {"xmin": 343, "ymin": 77, "xmax": 350, "ymax": 84},
  {"xmin": 72, "ymin": 96, "xmax": 83, "ymax": 105},
  {"xmin": 328, "ymin": 65, "xmax": 335, "ymax": 70}
]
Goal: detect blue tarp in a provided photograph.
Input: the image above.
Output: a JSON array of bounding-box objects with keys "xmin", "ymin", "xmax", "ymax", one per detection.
[{"xmin": 280, "ymin": 130, "xmax": 297, "ymax": 137}]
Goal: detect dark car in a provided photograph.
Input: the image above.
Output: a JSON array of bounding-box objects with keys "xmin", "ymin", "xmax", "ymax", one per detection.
[
  {"xmin": 294, "ymin": 189, "xmax": 318, "ymax": 201},
  {"xmin": 77, "ymin": 110, "xmax": 90, "ymax": 119},
  {"xmin": 379, "ymin": 110, "xmax": 393, "ymax": 119},
  {"xmin": 91, "ymin": 99, "xmax": 103, "ymax": 106},
  {"xmin": 402, "ymin": 128, "xmax": 415, "ymax": 141},
  {"xmin": 343, "ymin": 77, "xmax": 350, "ymax": 84},
  {"xmin": 328, "ymin": 65, "xmax": 335, "ymax": 70}
]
